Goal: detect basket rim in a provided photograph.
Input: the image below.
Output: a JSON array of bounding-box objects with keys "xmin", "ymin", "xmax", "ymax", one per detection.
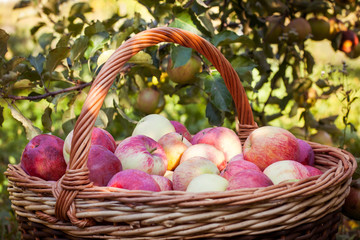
[{"xmin": 6, "ymin": 141, "xmax": 357, "ymax": 201}]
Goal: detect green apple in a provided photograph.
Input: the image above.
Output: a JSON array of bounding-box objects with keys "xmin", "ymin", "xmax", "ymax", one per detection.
[
  {"xmin": 132, "ymin": 114, "xmax": 175, "ymax": 141},
  {"xmin": 136, "ymin": 88, "xmax": 165, "ymax": 114},
  {"xmin": 186, "ymin": 174, "xmax": 228, "ymax": 193},
  {"xmin": 167, "ymin": 55, "xmax": 202, "ymax": 84}
]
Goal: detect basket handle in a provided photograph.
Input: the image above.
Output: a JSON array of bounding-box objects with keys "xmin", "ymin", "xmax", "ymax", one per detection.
[{"xmin": 55, "ymin": 27, "xmax": 255, "ymax": 223}]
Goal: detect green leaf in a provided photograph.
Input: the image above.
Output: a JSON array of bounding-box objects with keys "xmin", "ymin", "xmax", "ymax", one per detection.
[
  {"xmin": 97, "ymin": 50, "xmax": 115, "ymax": 67},
  {"xmin": 61, "ymin": 102, "xmax": 76, "ymax": 135},
  {"xmin": 70, "ymin": 35, "xmax": 89, "ymax": 62},
  {"xmin": 197, "ymin": 14, "xmax": 215, "ymax": 36},
  {"xmin": 28, "ymin": 54, "xmax": 45, "ymax": 75},
  {"xmin": 170, "ymin": 45, "xmax": 192, "ymax": 68},
  {"xmin": 68, "ymin": 22, "xmax": 84, "ymax": 36},
  {"xmin": 43, "ymin": 0, "xmax": 60, "ymax": 15},
  {"xmin": 128, "ymin": 51, "xmax": 153, "ymax": 65},
  {"xmin": 7, "ymin": 103, "xmax": 42, "ymax": 140},
  {"xmin": 0, "ymin": 28, "xmax": 9, "ymax": 57},
  {"xmin": 212, "ymin": 31, "xmax": 255, "ymax": 48},
  {"xmin": 69, "ymin": 2, "xmax": 92, "ymax": 18},
  {"xmin": 203, "ymin": 72, "xmax": 233, "ymax": 112},
  {"xmin": 45, "ymin": 47, "xmax": 70, "ymax": 72},
  {"xmin": 0, "ymin": 106, "xmax": 4, "ymax": 127},
  {"xmin": 41, "ymin": 106, "xmax": 52, "ymax": 132},
  {"xmin": 206, "ymin": 101, "xmax": 224, "ymax": 126},
  {"xmin": 84, "ymin": 32, "xmax": 110, "ymax": 59},
  {"xmin": 169, "ymin": 11, "xmax": 203, "ymax": 36},
  {"xmin": 56, "ymin": 34, "xmax": 71, "ymax": 48},
  {"xmin": 95, "ymin": 109, "xmax": 108, "ymax": 128},
  {"xmin": 84, "ymin": 21, "xmax": 106, "ymax": 37},
  {"xmin": 38, "ymin": 33, "xmax": 54, "ymax": 50},
  {"xmin": 231, "ymin": 56, "xmax": 257, "ymax": 83},
  {"xmin": 52, "ymin": 92, "xmax": 71, "ymax": 112}
]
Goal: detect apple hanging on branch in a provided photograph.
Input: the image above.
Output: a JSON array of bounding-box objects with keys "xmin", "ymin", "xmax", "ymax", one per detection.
[
  {"xmin": 166, "ymin": 52, "xmax": 202, "ymax": 84},
  {"xmin": 135, "ymin": 87, "xmax": 165, "ymax": 114}
]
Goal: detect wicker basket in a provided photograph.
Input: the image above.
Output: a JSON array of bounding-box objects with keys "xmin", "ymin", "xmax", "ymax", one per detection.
[{"xmin": 6, "ymin": 27, "xmax": 357, "ymax": 239}]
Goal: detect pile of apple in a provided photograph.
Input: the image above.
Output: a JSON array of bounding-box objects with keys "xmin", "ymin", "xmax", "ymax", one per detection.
[{"xmin": 20, "ymin": 114, "xmax": 323, "ymax": 193}]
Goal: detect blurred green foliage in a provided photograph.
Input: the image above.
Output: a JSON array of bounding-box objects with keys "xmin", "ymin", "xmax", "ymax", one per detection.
[{"xmin": 1, "ymin": 0, "xmax": 360, "ymax": 238}]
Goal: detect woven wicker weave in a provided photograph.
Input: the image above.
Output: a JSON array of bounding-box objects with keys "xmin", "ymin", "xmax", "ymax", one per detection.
[{"xmin": 5, "ymin": 27, "xmax": 357, "ymax": 239}]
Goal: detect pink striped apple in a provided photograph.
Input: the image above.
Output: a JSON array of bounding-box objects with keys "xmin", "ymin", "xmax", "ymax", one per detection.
[
  {"xmin": 304, "ymin": 165, "xmax": 323, "ymax": 176},
  {"xmin": 115, "ymin": 135, "xmax": 167, "ymax": 176},
  {"xmin": 221, "ymin": 154, "xmax": 262, "ymax": 181},
  {"xmin": 107, "ymin": 169, "xmax": 160, "ymax": 192},
  {"xmin": 227, "ymin": 169, "xmax": 273, "ymax": 190},
  {"xmin": 263, "ymin": 160, "xmax": 311, "ymax": 184},
  {"xmin": 151, "ymin": 175, "xmax": 173, "ymax": 191},
  {"xmin": 158, "ymin": 132, "xmax": 191, "ymax": 171},
  {"xmin": 180, "ymin": 143, "xmax": 226, "ymax": 171},
  {"xmin": 191, "ymin": 127, "xmax": 242, "ymax": 163},
  {"xmin": 243, "ymin": 126, "xmax": 300, "ymax": 170},
  {"xmin": 170, "ymin": 120, "xmax": 192, "ymax": 142},
  {"xmin": 173, "ymin": 156, "xmax": 219, "ymax": 191}
]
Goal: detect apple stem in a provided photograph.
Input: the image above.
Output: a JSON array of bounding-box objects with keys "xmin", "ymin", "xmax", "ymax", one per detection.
[{"xmin": 149, "ymin": 147, "xmax": 157, "ymax": 154}]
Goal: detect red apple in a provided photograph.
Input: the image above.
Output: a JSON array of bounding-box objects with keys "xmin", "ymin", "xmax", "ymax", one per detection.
[
  {"xmin": 297, "ymin": 139, "xmax": 315, "ymax": 166},
  {"xmin": 304, "ymin": 165, "xmax": 323, "ymax": 176},
  {"xmin": 227, "ymin": 170, "xmax": 273, "ymax": 190},
  {"xmin": 180, "ymin": 143, "xmax": 226, "ymax": 171},
  {"xmin": 114, "ymin": 135, "xmax": 167, "ymax": 176},
  {"xmin": 284, "ymin": 18, "xmax": 312, "ymax": 43},
  {"xmin": 343, "ymin": 180, "xmax": 360, "ymax": 220},
  {"xmin": 221, "ymin": 155, "xmax": 262, "ymax": 181},
  {"xmin": 263, "ymin": 160, "xmax": 311, "ymax": 185},
  {"xmin": 158, "ymin": 132, "xmax": 191, "ymax": 171},
  {"xmin": 170, "ymin": 120, "xmax": 192, "ymax": 142},
  {"xmin": 151, "ymin": 175, "xmax": 173, "ymax": 191},
  {"xmin": 228, "ymin": 153, "xmax": 246, "ymax": 162},
  {"xmin": 191, "ymin": 127, "xmax": 213, "ymax": 145},
  {"xmin": 339, "ymin": 30, "xmax": 359, "ymax": 53},
  {"xmin": 186, "ymin": 174, "xmax": 228, "ymax": 192},
  {"xmin": 167, "ymin": 54, "xmax": 202, "ymax": 84},
  {"xmin": 63, "ymin": 127, "xmax": 116, "ymax": 163},
  {"xmin": 107, "ymin": 169, "xmax": 160, "ymax": 192},
  {"xmin": 173, "ymin": 156, "xmax": 220, "ymax": 191},
  {"xmin": 95, "ymin": 128, "xmax": 117, "ymax": 151},
  {"xmin": 192, "ymin": 126, "xmax": 242, "ymax": 163},
  {"xmin": 21, "ymin": 134, "xmax": 66, "ymax": 181},
  {"xmin": 243, "ymin": 126, "xmax": 300, "ymax": 170},
  {"xmin": 87, "ymin": 145, "xmax": 122, "ymax": 186}
]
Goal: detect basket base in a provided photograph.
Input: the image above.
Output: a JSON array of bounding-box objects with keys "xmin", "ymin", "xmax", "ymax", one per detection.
[
  {"xmin": 199, "ymin": 210, "xmax": 341, "ymax": 240},
  {"xmin": 17, "ymin": 210, "xmax": 341, "ymax": 240}
]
